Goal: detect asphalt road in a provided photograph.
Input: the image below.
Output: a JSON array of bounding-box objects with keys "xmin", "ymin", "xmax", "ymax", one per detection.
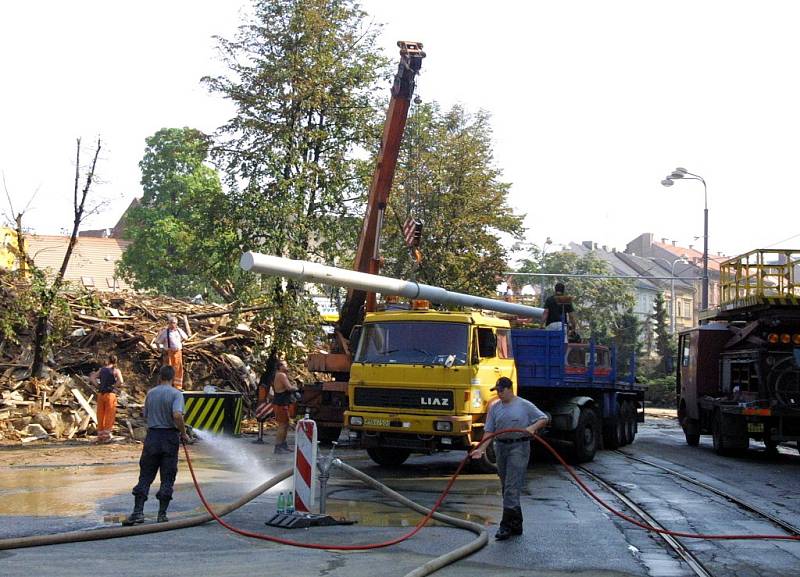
[{"xmin": 2, "ymin": 416, "xmax": 799, "ymax": 577}]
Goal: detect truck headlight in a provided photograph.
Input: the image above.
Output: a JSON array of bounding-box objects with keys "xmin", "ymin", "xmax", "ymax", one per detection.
[
  {"xmin": 349, "ymin": 416, "xmax": 364, "ymax": 426},
  {"xmin": 471, "ymin": 388, "xmax": 483, "ymax": 409},
  {"xmin": 434, "ymin": 421, "xmax": 452, "ymax": 432}
]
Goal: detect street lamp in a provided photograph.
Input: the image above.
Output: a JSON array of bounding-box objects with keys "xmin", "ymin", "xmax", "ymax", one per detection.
[
  {"xmin": 652, "ymin": 256, "xmax": 689, "ymax": 334},
  {"xmin": 661, "ymin": 167, "xmax": 709, "ymax": 311},
  {"xmin": 540, "ymin": 237, "xmax": 553, "ymax": 306}
]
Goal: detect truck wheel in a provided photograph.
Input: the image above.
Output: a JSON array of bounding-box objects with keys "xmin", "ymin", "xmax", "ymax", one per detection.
[
  {"xmin": 684, "ymin": 430, "xmax": 700, "ymax": 447},
  {"xmin": 712, "ymin": 411, "xmax": 729, "ymax": 455},
  {"xmin": 316, "ymin": 426, "xmax": 342, "ymax": 445},
  {"xmin": 572, "ymin": 407, "xmax": 599, "ymax": 463},
  {"xmin": 678, "ymin": 401, "xmax": 700, "ymax": 446},
  {"xmin": 366, "ymin": 447, "xmax": 411, "ymax": 467},
  {"xmin": 623, "ymin": 402, "xmax": 636, "ymax": 445},
  {"xmin": 469, "ymin": 441, "xmax": 498, "ymax": 474},
  {"xmin": 602, "ymin": 419, "xmax": 621, "ymax": 450}
]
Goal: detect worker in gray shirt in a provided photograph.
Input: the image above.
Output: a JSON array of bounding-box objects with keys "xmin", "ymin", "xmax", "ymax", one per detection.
[
  {"xmin": 123, "ymin": 365, "xmax": 189, "ymax": 525},
  {"xmin": 472, "ymin": 376, "xmax": 549, "ymax": 540}
]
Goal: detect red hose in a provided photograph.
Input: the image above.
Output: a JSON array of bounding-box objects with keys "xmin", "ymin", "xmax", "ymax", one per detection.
[{"xmin": 182, "ymin": 428, "xmax": 800, "ymax": 548}]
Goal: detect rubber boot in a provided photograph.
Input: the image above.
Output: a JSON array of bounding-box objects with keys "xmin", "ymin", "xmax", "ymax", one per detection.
[
  {"xmin": 157, "ymin": 498, "xmax": 170, "ymax": 523},
  {"xmin": 495, "ymin": 508, "xmax": 514, "ymax": 541},
  {"xmin": 510, "ymin": 506, "xmax": 524, "ymax": 535},
  {"xmin": 274, "ymin": 442, "xmax": 291, "ymax": 454},
  {"xmin": 122, "ymin": 495, "xmax": 146, "ymax": 526}
]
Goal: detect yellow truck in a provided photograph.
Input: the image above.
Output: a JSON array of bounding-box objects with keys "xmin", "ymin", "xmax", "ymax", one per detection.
[{"xmin": 345, "ymin": 305, "xmax": 515, "ymax": 470}]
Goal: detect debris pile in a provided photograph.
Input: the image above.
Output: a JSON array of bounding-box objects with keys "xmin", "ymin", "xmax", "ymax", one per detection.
[{"xmin": 0, "ymin": 282, "xmax": 297, "ymax": 444}]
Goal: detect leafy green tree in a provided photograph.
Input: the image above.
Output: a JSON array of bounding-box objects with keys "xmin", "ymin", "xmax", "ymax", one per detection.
[
  {"xmin": 380, "ymin": 103, "xmax": 524, "ymax": 296},
  {"xmin": 117, "ymin": 128, "xmax": 245, "ymax": 300},
  {"xmin": 202, "ymin": 0, "xmax": 389, "ymax": 361},
  {"xmin": 614, "ymin": 307, "xmax": 641, "ymax": 379},
  {"xmin": 652, "ymin": 291, "xmax": 674, "ymax": 376},
  {"xmin": 518, "ymin": 250, "xmax": 636, "ymax": 341}
]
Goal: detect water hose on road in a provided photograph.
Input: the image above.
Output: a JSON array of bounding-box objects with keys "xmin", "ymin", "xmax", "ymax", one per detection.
[
  {"xmin": 332, "ymin": 460, "xmax": 487, "ymax": 577},
  {"xmin": 182, "ymin": 442, "xmax": 487, "ymax": 577},
  {"xmin": 0, "ymin": 467, "xmax": 292, "ymax": 551},
  {"xmin": 530, "ymin": 431, "xmax": 800, "ymax": 542}
]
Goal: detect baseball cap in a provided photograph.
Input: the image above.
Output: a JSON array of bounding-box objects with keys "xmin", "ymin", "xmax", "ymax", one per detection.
[{"xmin": 490, "ymin": 377, "xmax": 513, "ymax": 391}]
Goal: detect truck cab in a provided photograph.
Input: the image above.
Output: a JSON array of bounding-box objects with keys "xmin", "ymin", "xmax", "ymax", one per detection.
[{"xmin": 345, "ymin": 307, "xmax": 514, "ymax": 467}]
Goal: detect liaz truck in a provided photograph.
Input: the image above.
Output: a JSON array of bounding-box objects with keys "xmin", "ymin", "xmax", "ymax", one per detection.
[{"xmin": 240, "ymin": 253, "xmax": 645, "ymax": 469}]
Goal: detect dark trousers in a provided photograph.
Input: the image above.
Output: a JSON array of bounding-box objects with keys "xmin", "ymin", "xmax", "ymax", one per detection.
[
  {"xmin": 495, "ymin": 440, "xmax": 530, "ymax": 509},
  {"xmin": 132, "ymin": 428, "xmax": 179, "ymax": 501}
]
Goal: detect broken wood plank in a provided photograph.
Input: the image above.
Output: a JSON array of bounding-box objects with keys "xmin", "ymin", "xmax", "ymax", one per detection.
[
  {"xmin": 49, "ymin": 382, "xmax": 68, "ymax": 403},
  {"xmin": 70, "ymin": 388, "xmax": 97, "ymax": 424}
]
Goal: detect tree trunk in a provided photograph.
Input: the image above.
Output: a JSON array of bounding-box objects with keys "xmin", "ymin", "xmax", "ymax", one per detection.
[{"xmin": 31, "ymin": 137, "xmax": 101, "ymax": 377}]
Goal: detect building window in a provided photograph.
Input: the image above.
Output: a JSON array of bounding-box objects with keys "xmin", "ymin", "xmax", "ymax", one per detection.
[{"xmin": 81, "ymin": 276, "xmax": 95, "ymax": 287}]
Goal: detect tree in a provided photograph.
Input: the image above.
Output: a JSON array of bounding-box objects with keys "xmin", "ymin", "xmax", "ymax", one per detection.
[
  {"xmin": 652, "ymin": 291, "xmax": 673, "ymax": 376},
  {"xmin": 380, "ymin": 103, "xmax": 524, "ymax": 296},
  {"xmin": 517, "ymin": 250, "xmax": 636, "ymax": 342},
  {"xmin": 32, "ymin": 138, "xmax": 102, "ymax": 376},
  {"xmin": 203, "ymin": 0, "xmax": 389, "ymax": 362},
  {"xmin": 614, "ymin": 307, "xmax": 642, "ymax": 379},
  {"xmin": 117, "ymin": 128, "xmax": 246, "ymax": 301}
]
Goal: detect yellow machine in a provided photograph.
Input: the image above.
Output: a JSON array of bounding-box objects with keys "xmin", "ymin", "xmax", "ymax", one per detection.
[{"xmin": 344, "ymin": 305, "xmax": 515, "ymax": 470}]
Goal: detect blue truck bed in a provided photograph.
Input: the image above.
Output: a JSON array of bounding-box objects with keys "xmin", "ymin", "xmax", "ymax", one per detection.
[{"xmin": 511, "ymin": 328, "xmax": 638, "ymax": 390}]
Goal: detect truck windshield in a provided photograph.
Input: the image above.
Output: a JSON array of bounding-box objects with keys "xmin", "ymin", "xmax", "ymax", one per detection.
[{"xmin": 355, "ymin": 322, "xmax": 469, "ymax": 366}]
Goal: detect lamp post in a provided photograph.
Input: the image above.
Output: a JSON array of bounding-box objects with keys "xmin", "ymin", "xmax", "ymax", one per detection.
[
  {"xmin": 661, "ymin": 167, "xmax": 709, "ymax": 310},
  {"xmin": 652, "ymin": 256, "xmax": 689, "ymax": 334},
  {"xmin": 540, "ymin": 236, "xmax": 553, "ymax": 306}
]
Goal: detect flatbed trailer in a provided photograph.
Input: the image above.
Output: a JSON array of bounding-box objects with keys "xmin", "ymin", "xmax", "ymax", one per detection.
[{"xmin": 512, "ymin": 328, "xmax": 645, "ymax": 462}]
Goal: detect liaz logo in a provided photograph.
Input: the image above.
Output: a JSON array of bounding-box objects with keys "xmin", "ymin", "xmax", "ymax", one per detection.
[{"xmin": 421, "ymin": 397, "xmax": 449, "ymax": 407}]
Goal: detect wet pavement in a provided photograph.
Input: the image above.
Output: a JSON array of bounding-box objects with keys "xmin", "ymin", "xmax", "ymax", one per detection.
[{"xmin": 2, "ymin": 417, "xmax": 800, "ymax": 576}]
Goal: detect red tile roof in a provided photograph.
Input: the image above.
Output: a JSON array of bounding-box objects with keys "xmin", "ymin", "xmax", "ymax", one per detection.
[
  {"xmin": 652, "ymin": 241, "xmax": 728, "ymax": 271},
  {"xmin": 25, "ymin": 235, "xmax": 131, "ymax": 291}
]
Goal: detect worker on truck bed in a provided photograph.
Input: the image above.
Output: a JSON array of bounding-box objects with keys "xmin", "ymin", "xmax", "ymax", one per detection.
[
  {"xmin": 471, "ymin": 377, "xmax": 550, "ymax": 541},
  {"xmin": 542, "ymin": 282, "xmax": 576, "ymax": 332}
]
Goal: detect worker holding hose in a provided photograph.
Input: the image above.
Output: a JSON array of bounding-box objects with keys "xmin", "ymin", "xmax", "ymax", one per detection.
[
  {"xmin": 472, "ymin": 377, "xmax": 549, "ymax": 540},
  {"xmin": 123, "ymin": 365, "xmax": 189, "ymax": 525}
]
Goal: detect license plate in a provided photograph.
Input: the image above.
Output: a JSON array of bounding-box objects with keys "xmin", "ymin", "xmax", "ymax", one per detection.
[
  {"xmin": 364, "ymin": 418, "xmax": 390, "ymax": 427},
  {"xmin": 747, "ymin": 423, "xmax": 764, "ymax": 433}
]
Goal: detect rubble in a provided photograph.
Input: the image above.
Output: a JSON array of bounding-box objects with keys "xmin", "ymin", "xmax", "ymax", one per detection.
[{"xmin": 0, "ymin": 277, "xmax": 302, "ymax": 444}]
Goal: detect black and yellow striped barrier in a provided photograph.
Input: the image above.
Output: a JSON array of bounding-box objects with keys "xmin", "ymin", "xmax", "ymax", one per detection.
[{"xmin": 183, "ymin": 391, "xmax": 243, "ymax": 436}]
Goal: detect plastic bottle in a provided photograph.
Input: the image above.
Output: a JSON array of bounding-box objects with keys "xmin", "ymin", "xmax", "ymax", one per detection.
[
  {"xmin": 277, "ymin": 491, "xmax": 285, "ymax": 514},
  {"xmin": 286, "ymin": 491, "xmax": 295, "ymax": 514}
]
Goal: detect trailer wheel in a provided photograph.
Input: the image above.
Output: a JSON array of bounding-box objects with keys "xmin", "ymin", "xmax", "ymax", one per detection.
[
  {"xmin": 366, "ymin": 447, "xmax": 411, "ymax": 467},
  {"xmin": 602, "ymin": 418, "xmax": 621, "ymax": 450},
  {"xmin": 572, "ymin": 406, "xmax": 599, "ymax": 463},
  {"xmin": 623, "ymin": 402, "xmax": 636, "ymax": 445}
]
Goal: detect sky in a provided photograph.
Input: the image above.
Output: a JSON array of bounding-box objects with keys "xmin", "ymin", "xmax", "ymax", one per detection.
[{"xmin": 1, "ymin": 0, "xmax": 799, "ymax": 259}]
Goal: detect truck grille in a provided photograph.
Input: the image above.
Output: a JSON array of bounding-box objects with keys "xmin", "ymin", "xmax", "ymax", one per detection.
[{"xmin": 353, "ymin": 387, "xmax": 454, "ymax": 411}]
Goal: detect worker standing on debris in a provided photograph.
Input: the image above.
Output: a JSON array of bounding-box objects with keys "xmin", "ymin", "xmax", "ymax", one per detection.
[
  {"xmin": 154, "ymin": 315, "xmax": 188, "ymax": 389},
  {"xmin": 123, "ymin": 365, "xmax": 189, "ymax": 526},
  {"xmin": 471, "ymin": 377, "xmax": 549, "ymax": 541},
  {"xmin": 272, "ymin": 360, "xmax": 298, "ymax": 454},
  {"xmin": 90, "ymin": 354, "xmax": 123, "ymax": 444}
]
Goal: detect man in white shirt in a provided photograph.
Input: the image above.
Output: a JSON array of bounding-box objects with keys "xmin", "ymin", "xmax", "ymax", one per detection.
[{"xmin": 154, "ymin": 315, "xmax": 189, "ymax": 389}]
